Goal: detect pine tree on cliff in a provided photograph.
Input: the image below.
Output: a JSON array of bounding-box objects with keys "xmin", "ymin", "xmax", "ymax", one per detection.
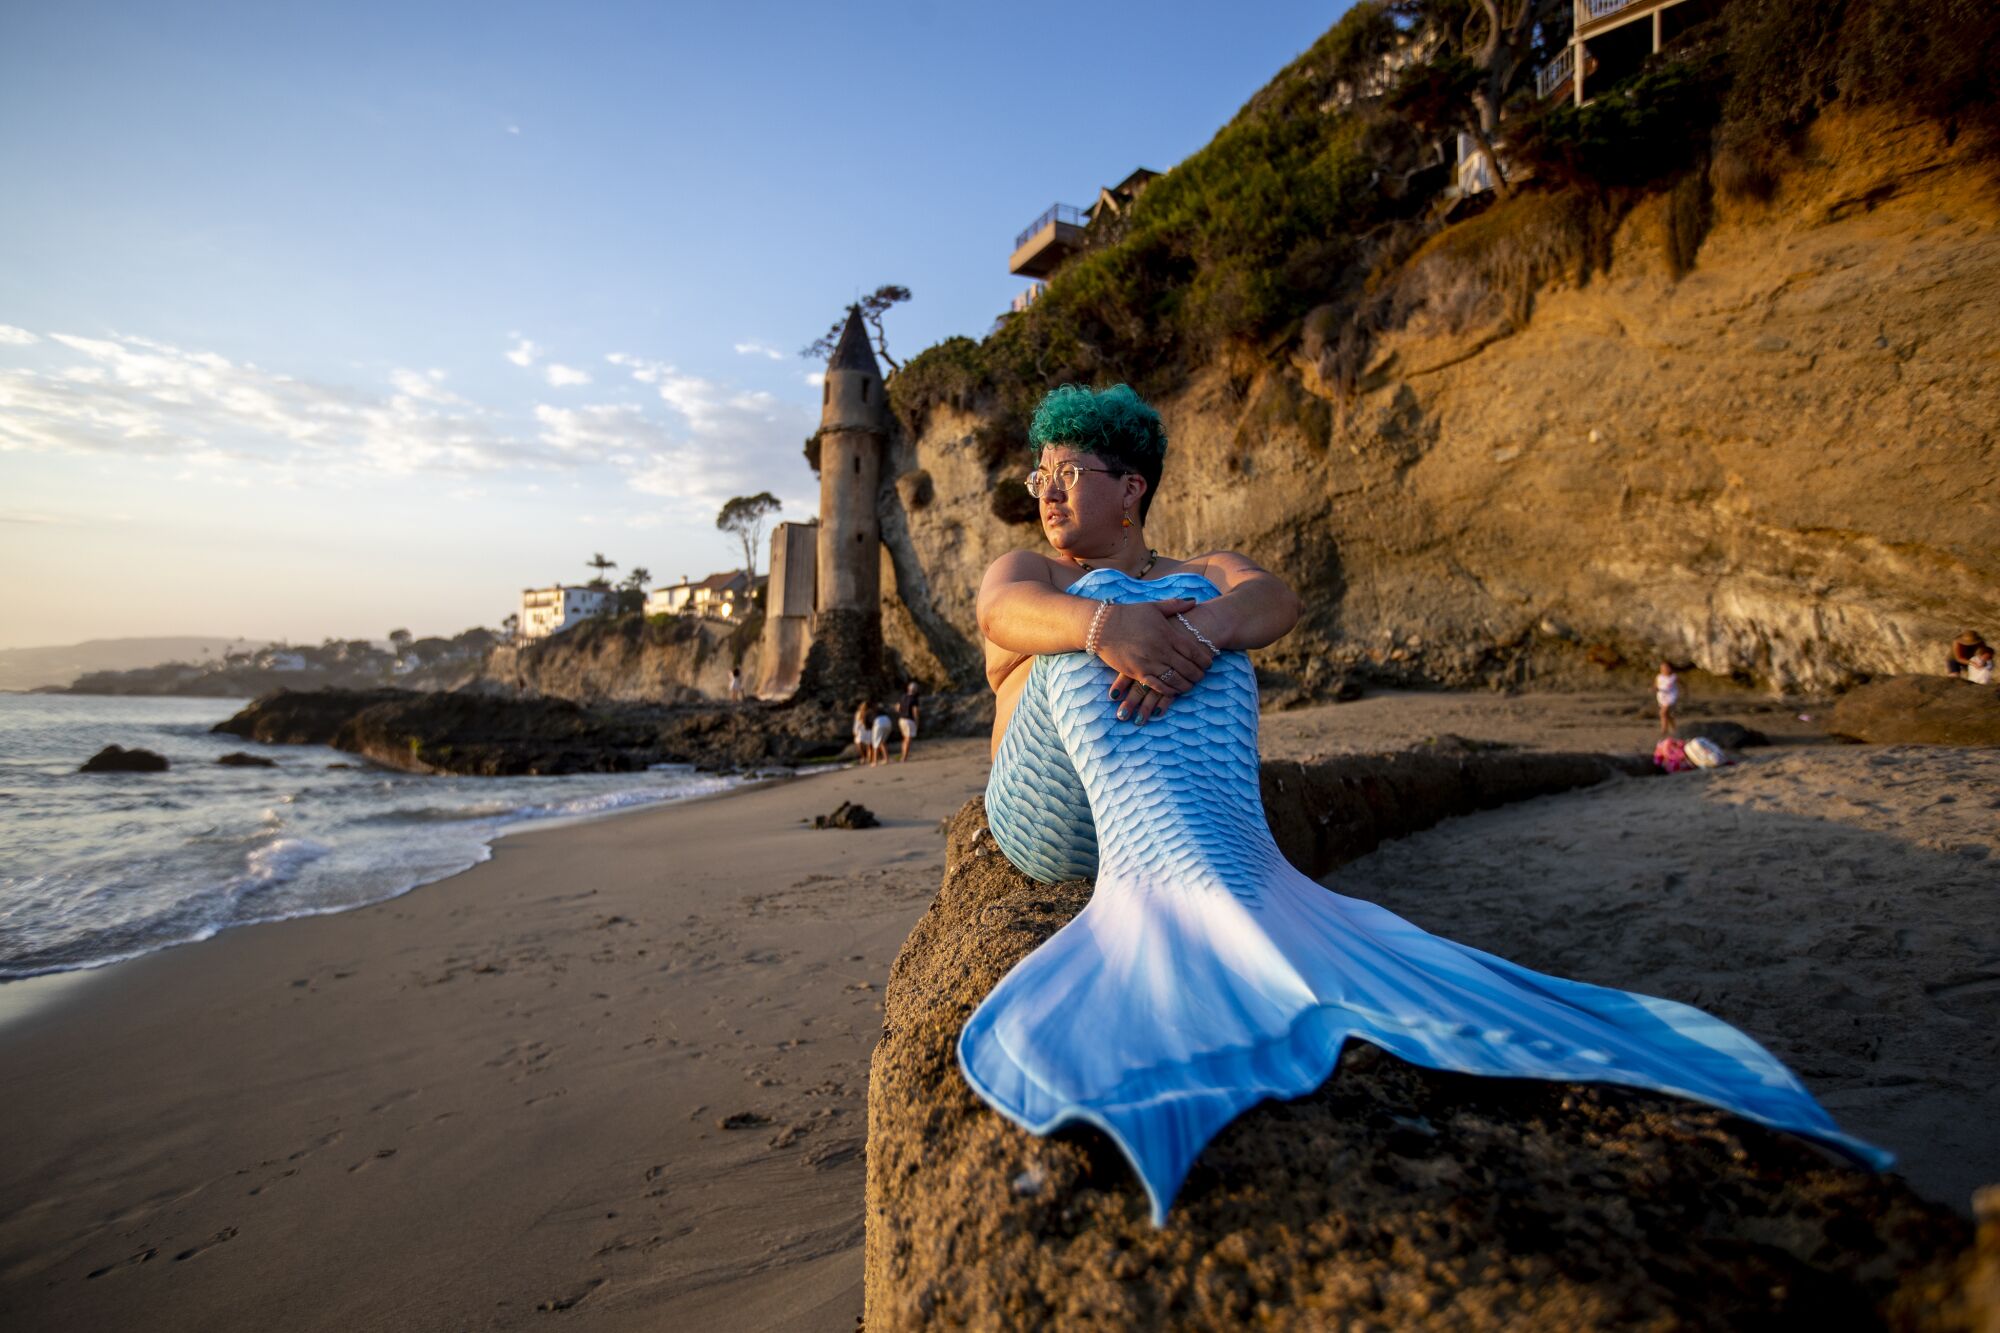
[
  {"xmin": 801, "ymin": 286, "xmax": 909, "ymax": 373},
  {"xmin": 716, "ymin": 494, "xmax": 780, "ymax": 582}
]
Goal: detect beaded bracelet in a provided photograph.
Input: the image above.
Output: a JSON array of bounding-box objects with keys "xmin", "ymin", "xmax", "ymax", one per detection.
[
  {"xmin": 1175, "ymin": 612, "xmax": 1219, "ymax": 654},
  {"xmin": 1083, "ymin": 600, "xmax": 1112, "ymax": 658}
]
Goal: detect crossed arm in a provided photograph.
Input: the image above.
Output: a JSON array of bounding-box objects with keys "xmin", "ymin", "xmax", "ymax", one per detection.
[{"xmin": 977, "ymin": 550, "xmax": 1301, "ymax": 718}]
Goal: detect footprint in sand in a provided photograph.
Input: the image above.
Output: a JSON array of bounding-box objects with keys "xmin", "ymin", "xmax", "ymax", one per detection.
[
  {"xmin": 174, "ymin": 1227, "xmax": 239, "ymax": 1262},
  {"xmin": 86, "ymin": 1246, "xmax": 160, "ymax": 1279},
  {"xmin": 536, "ymin": 1277, "xmax": 607, "ymax": 1312},
  {"xmin": 346, "ymin": 1149, "xmax": 398, "ymax": 1172}
]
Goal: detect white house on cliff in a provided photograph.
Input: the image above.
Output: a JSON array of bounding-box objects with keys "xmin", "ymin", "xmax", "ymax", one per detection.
[{"xmin": 519, "ymin": 585, "xmax": 613, "ymax": 641}]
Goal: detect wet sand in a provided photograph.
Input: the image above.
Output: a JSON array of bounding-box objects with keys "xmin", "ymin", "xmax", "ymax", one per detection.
[{"xmin": 2, "ymin": 693, "xmax": 1993, "ymax": 1330}]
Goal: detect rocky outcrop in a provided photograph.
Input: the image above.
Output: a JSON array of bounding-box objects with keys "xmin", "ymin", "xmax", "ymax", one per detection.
[
  {"xmin": 213, "ymin": 688, "xmax": 856, "ymax": 775},
  {"xmin": 78, "ymin": 745, "xmax": 168, "ymax": 773},
  {"xmin": 864, "ymin": 762, "xmax": 1976, "ymax": 1329},
  {"xmin": 212, "ymin": 688, "xmax": 410, "ymax": 746},
  {"xmin": 1828, "ymin": 674, "xmax": 2000, "ymax": 746},
  {"xmin": 214, "ymin": 752, "xmax": 276, "ymax": 767},
  {"xmin": 880, "ymin": 113, "xmax": 1998, "ymax": 699}
]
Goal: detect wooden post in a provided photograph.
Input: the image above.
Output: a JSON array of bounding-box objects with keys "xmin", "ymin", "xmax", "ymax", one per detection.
[
  {"xmin": 1652, "ymin": 8, "xmax": 1662, "ymax": 52},
  {"xmin": 1573, "ymin": 38, "xmax": 1585, "ymax": 106}
]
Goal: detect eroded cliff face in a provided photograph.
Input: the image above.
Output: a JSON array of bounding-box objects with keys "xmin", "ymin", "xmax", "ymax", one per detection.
[
  {"xmin": 475, "ymin": 615, "xmax": 758, "ymax": 705},
  {"xmin": 884, "ymin": 114, "xmax": 1998, "ymax": 695}
]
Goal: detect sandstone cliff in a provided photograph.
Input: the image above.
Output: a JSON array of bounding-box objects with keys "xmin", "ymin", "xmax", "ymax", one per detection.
[
  {"xmin": 475, "ymin": 613, "xmax": 759, "ymax": 705},
  {"xmin": 879, "ymin": 112, "xmax": 1997, "ymax": 698}
]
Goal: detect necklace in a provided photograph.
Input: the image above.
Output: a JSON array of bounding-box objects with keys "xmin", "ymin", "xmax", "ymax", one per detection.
[{"xmin": 1074, "ymin": 548, "xmax": 1158, "ymax": 578}]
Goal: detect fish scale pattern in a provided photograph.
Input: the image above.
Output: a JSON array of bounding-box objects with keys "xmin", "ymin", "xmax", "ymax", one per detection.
[{"xmin": 962, "ymin": 567, "xmax": 1892, "ymax": 1226}]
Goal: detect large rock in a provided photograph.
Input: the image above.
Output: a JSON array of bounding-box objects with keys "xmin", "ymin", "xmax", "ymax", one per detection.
[
  {"xmin": 78, "ymin": 745, "xmax": 168, "ymax": 773},
  {"xmin": 1828, "ymin": 674, "xmax": 2000, "ymax": 747},
  {"xmin": 1679, "ymin": 719, "xmax": 1771, "ymax": 750},
  {"xmin": 865, "ymin": 756, "xmax": 1976, "ymax": 1329}
]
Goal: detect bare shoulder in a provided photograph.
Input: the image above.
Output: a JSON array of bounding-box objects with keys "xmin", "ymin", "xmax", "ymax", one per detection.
[
  {"xmin": 1185, "ymin": 549, "xmax": 1278, "ymax": 593},
  {"xmin": 981, "ymin": 548, "xmax": 1064, "ymax": 588}
]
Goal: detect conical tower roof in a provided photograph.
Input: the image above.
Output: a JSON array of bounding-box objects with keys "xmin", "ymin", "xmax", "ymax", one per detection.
[{"xmin": 827, "ymin": 305, "xmax": 880, "ymax": 375}]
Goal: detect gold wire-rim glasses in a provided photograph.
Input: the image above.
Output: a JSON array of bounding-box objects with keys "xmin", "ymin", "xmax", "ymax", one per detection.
[{"xmin": 1025, "ymin": 462, "xmax": 1122, "ymax": 499}]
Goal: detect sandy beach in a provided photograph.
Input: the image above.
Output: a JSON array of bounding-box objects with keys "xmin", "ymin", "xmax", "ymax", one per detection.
[
  {"xmin": 0, "ymin": 738, "xmax": 991, "ymax": 1332},
  {"xmin": 3, "ymin": 694, "xmax": 1995, "ymax": 1330}
]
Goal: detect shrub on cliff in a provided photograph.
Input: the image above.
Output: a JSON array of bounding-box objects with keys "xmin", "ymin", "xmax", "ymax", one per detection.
[{"xmin": 893, "ymin": 2, "xmax": 1417, "ymax": 433}]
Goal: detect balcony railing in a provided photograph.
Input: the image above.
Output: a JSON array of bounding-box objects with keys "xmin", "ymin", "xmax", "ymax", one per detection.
[
  {"xmin": 1015, "ymin": 203, "xmax": 1087, "ymax": 251},
  {"xmin": 1535, "ymin": 44, "xmax": 1576, "ymax": 98},
  {"xmin": 1581, "ymin": 0, "xmax": 1637, "ymax": 21}
]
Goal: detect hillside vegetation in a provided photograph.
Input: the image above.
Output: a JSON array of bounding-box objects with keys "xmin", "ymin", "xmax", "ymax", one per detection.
[{"xmin": 894, "ymin": 0, "xmax": 1996, "ymax": 438}]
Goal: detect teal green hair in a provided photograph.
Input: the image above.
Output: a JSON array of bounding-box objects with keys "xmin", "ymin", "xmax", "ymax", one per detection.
[{"xmin": 1027, "ymin": 383, "xmax": 1168, "ymax": 520}]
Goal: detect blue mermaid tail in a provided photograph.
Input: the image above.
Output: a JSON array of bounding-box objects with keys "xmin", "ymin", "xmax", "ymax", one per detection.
[{"xmin": 962, "ymin": 567, "xmax": 1891, "ymax": 1226}]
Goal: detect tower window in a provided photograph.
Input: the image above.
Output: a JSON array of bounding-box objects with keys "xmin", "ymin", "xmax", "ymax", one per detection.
[
  {"xmin": 861, "ymin": 378, "xmax": 870, "ymax": 403},
  {"xmin": 822, "ymin": 381, "xmax": 829, "ymax": 405},
  {"xmin": 853, "ymin": 455, "xmax": 860, "ymax": 474}
]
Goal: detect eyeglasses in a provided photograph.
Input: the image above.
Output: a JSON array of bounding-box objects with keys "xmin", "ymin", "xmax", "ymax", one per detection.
[{"xmin": 1025, "ymin": 461, "xmax": 1122, "ymax": 498}]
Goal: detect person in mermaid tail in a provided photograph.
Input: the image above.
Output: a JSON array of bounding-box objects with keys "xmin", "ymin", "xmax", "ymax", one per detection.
[{"xmin": 963, "ymin": 381, "xmax": 1892, "ymax": 1226}]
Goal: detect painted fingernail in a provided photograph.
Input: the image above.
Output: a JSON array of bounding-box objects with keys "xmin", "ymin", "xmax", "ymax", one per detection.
[{"xmin": 1109, "ymin": 690, "xmax": 1123, "ymax": 700}]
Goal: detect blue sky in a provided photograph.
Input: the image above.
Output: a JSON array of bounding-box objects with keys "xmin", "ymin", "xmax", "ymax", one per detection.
[{"xmin": 0, "ymin": 0, "xmax": 1347, "ymax": 648}]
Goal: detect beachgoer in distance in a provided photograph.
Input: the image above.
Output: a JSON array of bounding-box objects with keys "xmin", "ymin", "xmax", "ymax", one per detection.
[
  {"xmin": 1656, "ymin": 661, "xmax": 1680, "ymax": 736},
  {"xmin": 1968, "ymin": 644, "xmax": 1995, "ymax": 686},
  {"xmin": 851, "ymin": 701, "xmax": 873, "ymax": 765},
  {"xmin": 1950, "ymin": 630, "xmax": 1988, "ymax": 677},
  {"xmin": 870, "ymin": 703, "xmax": 894, "ymax": 766},
  {"xmin": 896, "ymin": 681, "xmax": 921, "ymax": 763},
  {"xmin": 964, "ymin": 381, "xmax": 1888, "ymax": 1225},
  {"xmin": 728, "ymin": 666, "xmax": 743, "ymax": 703}
]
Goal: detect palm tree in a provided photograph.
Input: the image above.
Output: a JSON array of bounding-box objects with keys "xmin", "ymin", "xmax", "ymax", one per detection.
[{"xmin": 586, "ymin": 552, "xmax": 617, "ymax": 588}]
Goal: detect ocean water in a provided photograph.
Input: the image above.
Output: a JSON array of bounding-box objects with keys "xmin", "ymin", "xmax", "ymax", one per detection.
[{"xmin": 0, "ymin": 693, "xmax": 748, "ymax": 980}]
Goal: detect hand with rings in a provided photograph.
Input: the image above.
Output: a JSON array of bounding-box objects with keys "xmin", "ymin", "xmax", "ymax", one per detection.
[{"xmin": 1096, "ymin": 600, "xmax": 1217, "ymax": 724}]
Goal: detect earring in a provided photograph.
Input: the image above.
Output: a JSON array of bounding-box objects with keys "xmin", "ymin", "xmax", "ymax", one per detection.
[{"xmin": 1122, "ymin": 512, "xmax": 1133, "ymax": 528}]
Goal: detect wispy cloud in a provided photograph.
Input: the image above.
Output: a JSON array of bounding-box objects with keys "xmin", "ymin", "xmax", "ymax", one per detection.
[
  {"xmin": 733, "ymin": 339, "xmax": 786, "ymax": 361},
  {"xmin": 504, "ymin": 336, "xmax": 541, "ymax": 368},
  {"xmin": 0, "ymin": 325, "xmax": 817, "ymax": 526},
  {"xmin": 506, "ymin": 124, "xmax": 521, "ymax": 136},
  {"xmin": 0, "ymin": 328, "xmax": 533, "ymax": 478},
  {"xmin": 0, "ymin": 325, "xmax": 39, "ymax": 346}
]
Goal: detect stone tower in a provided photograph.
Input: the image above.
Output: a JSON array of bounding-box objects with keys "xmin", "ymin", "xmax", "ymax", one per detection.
[
  {"xmin": 792, "ymin": 305, "xmax": 892, "ymax": 704},
  {"xmin": 816, "ymin": 306, "xmax": 886, "ymax": 610}
]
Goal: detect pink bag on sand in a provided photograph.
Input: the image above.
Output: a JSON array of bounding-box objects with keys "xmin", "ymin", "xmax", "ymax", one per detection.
[{"xmin": 1653, "ymin": 738, "xmax": 1693, "ymax": 773}]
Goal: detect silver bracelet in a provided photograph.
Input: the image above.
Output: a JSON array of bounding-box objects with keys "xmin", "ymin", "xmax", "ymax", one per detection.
[
  {"xmin": 1083, "ymin": 600, "xmax": 1112, "ymax": 657},
  {"xmin": 1175, "ymin": 612, "xmax": 1219, "ymax": 653}
]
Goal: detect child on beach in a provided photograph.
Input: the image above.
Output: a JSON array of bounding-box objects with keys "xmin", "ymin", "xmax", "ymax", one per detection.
[
  {"xmin": 1655, "ymin": 662, "xmax": 1680, "ymax": 736},
  {"xmin": 1969, "ymin": 645, "xmax": 1995, "ymax": 686},
  {"xmin": 1949, "ymin": 630, "xmax": 1988, "ymax": 677}
]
